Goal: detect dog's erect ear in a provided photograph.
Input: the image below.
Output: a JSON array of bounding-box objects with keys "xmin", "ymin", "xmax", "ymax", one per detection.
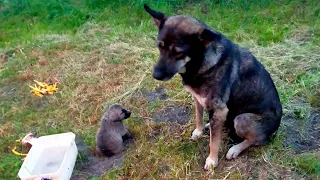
[
  {"xmin": 144, "ymin": 4, "xmax": 167, "ymax": 29},
  {"xmin": 199, "ymin": 28, "xmax": 221, "ymax": 46}
]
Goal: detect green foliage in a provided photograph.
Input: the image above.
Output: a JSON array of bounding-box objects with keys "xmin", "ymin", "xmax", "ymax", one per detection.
[
  {"xmin": 0, "ymin": 155, "xmax": 23, "ymax": 179},
  {"xmin": 1, "ymin": 0, "xmax": 320, "ymax": 47},
  {"xmin": 296, "ymin": 154, "xmax": 320, "ymax": 176}
]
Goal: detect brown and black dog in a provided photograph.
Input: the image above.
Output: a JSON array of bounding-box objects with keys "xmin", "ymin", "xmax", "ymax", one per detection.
[{"xmin": 144, "ymin": 4, "xmax": 282, "ymax": 170}]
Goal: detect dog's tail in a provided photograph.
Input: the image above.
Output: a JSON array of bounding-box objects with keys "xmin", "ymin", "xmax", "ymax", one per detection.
[{"xmin": 143, "ymin": 4, "xmax": 165, "ymax": 20}]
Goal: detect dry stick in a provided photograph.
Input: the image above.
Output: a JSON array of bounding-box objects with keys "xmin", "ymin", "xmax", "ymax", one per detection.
[
  {"xmin": 109, "ymin": 73, "xmax": 147, "ymax": 103},
  {"xmin": 262, "ymin": 152, "xmax": 274, "ymax": 168},
  {"xmin": 166, "ymin": 89, "xmax": 190, "ymax": 102},
  {"xmin": 223, "ymin": 171, "xmax": 232, "ymax": 180},
  {"xmin": 0, "ymin": 127, "xmax": 4, "ymax": 135}
]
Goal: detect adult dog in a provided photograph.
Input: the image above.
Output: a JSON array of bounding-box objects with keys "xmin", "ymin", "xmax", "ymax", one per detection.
[{"xmin": 144, "ymin": 4, "xmax": 282, "ymax": 170}]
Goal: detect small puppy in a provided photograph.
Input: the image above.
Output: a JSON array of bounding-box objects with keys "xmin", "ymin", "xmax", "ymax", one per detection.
[{"xmin": 96, "ymin": 104, "xmax": 132, "ymax": 157}]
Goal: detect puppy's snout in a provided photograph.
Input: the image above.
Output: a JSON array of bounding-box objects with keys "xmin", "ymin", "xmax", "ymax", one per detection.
[{"xmin": 124, "ymin": 110, "xmax": 131, "ymax": 119}]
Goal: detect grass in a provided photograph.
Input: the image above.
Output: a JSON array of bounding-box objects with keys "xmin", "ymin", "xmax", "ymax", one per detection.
[{"xmin": 1, "ymin": 0, "xmax": 320, "ymax": 179}]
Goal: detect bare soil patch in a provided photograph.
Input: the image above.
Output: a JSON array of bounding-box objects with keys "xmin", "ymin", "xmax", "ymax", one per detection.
[
  {"xmin": 71, "ymin": 137, "xmax": 132, "ymax": 179},
  {"xmin": 0, "ymin": 86, "xmax": 16, "ymax": 98},
  {"xmin": 153, "ymin": 105, "xmax": 191, "ymax": 125},
  {"xmin": 141, "ymin": 86, "xmax": 168, "ymax": 102},
  {"xmin": 281, "ymin": 110, "xmax": 320, "ymax": 153}
]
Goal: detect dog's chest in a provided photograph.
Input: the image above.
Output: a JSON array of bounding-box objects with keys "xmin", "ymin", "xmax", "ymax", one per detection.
[{"xmin": 184, "ymin": 85, "xmax": 207, "ymax": 107}]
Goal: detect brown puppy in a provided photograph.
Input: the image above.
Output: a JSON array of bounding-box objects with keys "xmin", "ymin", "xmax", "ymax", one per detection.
[
  {"xmin": 144, "ymin": 4, "xmax": 282, "ymax": 170},
  {"xmin": 96, "ymin": 104, "xmax": 132, "ymax": 157}
]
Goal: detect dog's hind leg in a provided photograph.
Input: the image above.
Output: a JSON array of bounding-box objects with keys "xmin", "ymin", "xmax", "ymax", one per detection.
[
  {"xmin": 191, "ymin": 98, "xmax": 204, "ymax": 140},
  {"xmin": 226, "ymin": 113, "xmax": 267, "ymax": 159}
]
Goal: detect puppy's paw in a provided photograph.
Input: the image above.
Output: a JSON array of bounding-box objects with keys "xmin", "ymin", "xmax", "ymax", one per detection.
[
  {"xmin": 191, "ymin": 128, "xmax": 203, "ymax": 140},
  {"xmin": 122, "ymin": 131, "xmax": 132, "ymax": 141},
  {"xmin": 204, "ymin": 156, "xmax": 218, "ymax": 170},
  {"xmin": 226, "ymin": 145, "xmax": 241, "ymax": 160}
]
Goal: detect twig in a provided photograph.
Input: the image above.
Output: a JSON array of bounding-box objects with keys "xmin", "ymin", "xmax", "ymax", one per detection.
[
  {"xmin": 223, "ymin": 171, "xmax": 231, "ymax": 180},
  {"xmin": 109, "ymin": 73, "xmax": 146, "ymax": 103}
]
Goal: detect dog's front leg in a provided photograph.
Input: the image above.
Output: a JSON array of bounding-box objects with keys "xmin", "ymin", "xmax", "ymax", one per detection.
[
  {"xmin": 204, "ymin": 104, "xmax": 228, "ymax": 170},
  {"xmin": 191, "ymin": 97, "xmax": 204, "ymax": 140}
]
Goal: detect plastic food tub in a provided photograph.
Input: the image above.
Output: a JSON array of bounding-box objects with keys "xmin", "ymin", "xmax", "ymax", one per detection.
[{"xmin": 18, "ymin": 132, "xmax": 78, "ymax": 180}]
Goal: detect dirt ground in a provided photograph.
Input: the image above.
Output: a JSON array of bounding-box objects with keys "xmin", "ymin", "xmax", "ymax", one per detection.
[
  {"xmin": 71, "ymin": 137, "xmax": 133, "ymax": 179},
  {"xmin": 281, "ymin": 110, "xmax": 320, "ymax": 153}
]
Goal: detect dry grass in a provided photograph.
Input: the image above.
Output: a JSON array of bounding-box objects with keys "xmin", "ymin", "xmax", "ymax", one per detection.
[
  {"xmin": 0, "ymin": 121, "xmax": 13, "ymax": 138},
  {"xmin": 241, "ymin": 27, "xmax": 320, "ymax": 111}
]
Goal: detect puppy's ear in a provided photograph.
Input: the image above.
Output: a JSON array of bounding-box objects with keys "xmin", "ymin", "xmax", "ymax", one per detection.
[
  {"xmin": 144, "ymin": 4, "xmax": 167, "ymax": 29},
  {"xmin": 199, "ymin": 28, "xmax": 221, "ymax": 46}
]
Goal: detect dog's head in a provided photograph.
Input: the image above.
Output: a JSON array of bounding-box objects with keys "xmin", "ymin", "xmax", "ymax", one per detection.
[{"xmin": 144, "ymin": 4, "xmax": 221, "ymax": 81}]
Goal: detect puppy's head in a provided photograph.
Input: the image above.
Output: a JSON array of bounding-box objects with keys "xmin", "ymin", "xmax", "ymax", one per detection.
[
  {"xmin": 144, "ymin": 4, "xmax": 221, "ymax": 81},
  {"xmin": 104, "ymin": 104, "xmax": 131, "ymax": 122}
]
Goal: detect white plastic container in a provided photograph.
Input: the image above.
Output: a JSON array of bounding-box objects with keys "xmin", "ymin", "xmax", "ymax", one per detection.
[{"xmin": 18, "ymin": 132, "xmax": 78, "ymax": 180}]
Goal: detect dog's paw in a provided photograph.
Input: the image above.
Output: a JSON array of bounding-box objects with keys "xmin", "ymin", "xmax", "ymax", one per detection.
[
  {"xmin": 191, "ymin": 128, "xmax": 203, "ymax": 140},
  {"xmin": 204, "ymin": 156, "xmax": 218, "ymax": 170},
  {"xmin": 226, "ymin": 145, "xmax": 241, "ymax": 159}
]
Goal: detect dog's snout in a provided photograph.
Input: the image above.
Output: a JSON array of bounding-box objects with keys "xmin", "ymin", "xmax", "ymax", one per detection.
[
  {"xmin": 153, "ymin": 66, "xmax": 173, "ymax": 81},
  {"xmin": 152, "ymin": 69, "xmax": 165, "ymax": 80}
]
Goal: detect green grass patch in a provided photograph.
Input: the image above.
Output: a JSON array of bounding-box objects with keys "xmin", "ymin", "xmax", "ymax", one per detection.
[{"xmin": 296, "ymin": 154, "xmax": 320, "ymax": 176}]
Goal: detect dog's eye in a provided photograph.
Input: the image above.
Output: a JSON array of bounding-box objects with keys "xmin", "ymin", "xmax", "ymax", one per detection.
[
  {"xmin": 174, "ymin": 46, "xmax": 183, "ymax": 53},
  {"xmin": 175, "ymin": 53, "xmax": 185, "ymax": 59},
  {"xmin": 172, "ymin": 47, "xmax": 184, "ymax": 58},
  {"xmin": 157, "ymin": 41, "xmax": 164, "ymax": 49},
  {"xmin": 172, "ymin": 46, "xmax": 184, "ymax": 56}
]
